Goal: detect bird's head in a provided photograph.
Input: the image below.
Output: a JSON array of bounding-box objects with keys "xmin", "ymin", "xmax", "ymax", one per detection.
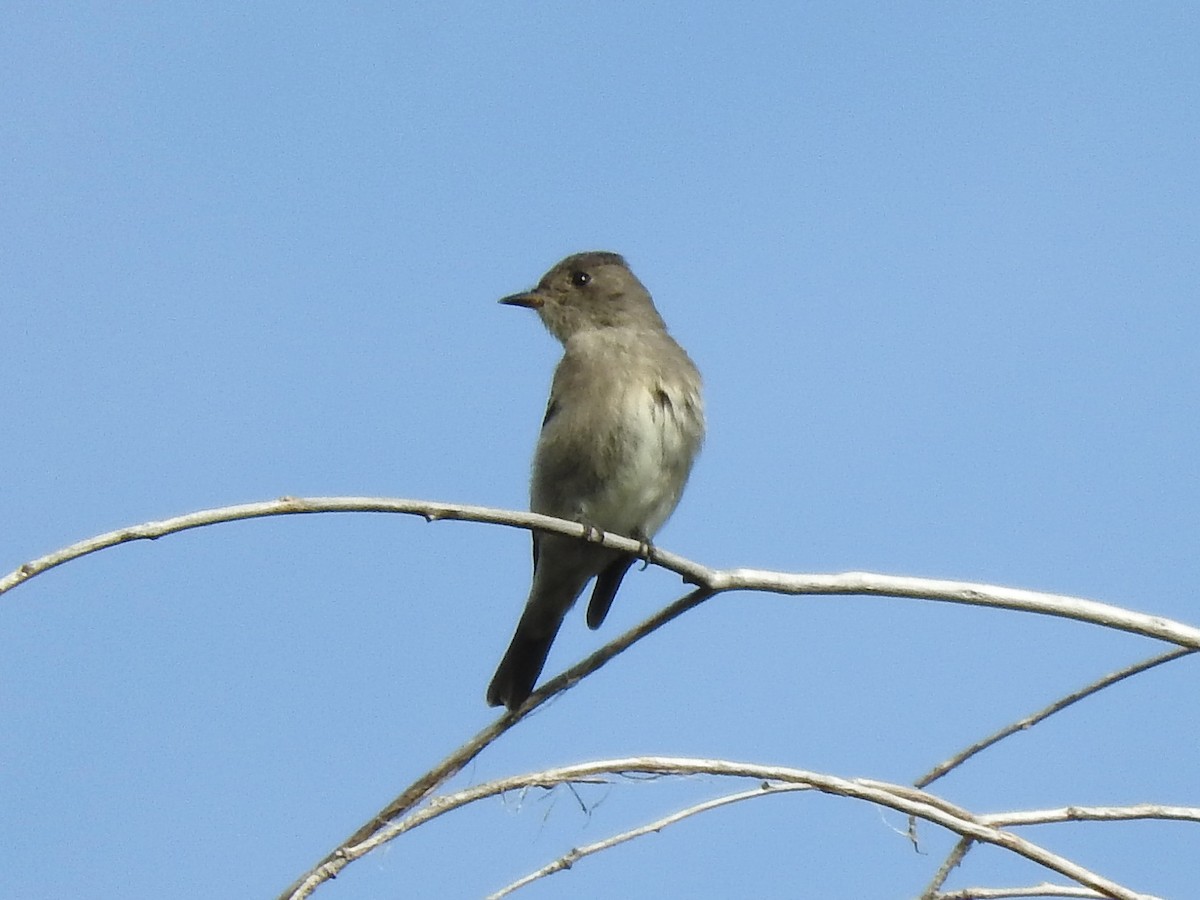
[{"xmin": 500, "ymin": 251, "xmax": 665, "ymax": 343}]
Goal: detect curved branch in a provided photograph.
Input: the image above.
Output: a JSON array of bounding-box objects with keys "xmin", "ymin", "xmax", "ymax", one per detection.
[
  {"xmin": 290, "ymin": 756, "xmax": 1157, "ymax": 900},
  {"xmin": 4, "ymin": 496, "xmax": 1193, "ymax": 900},
  {"xmin": 4, "ymin": 497, "xmax": 1199, "ymax": 653},
  {"xmin": 0, "ymin": 497, "xmax": 643, "ymax": 595},
  {"xmin": 487, "ymin": 783, "xmax": 810, "ymax": 898}
]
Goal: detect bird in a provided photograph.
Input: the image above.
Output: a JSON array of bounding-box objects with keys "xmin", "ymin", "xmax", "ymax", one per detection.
[{"xmin": 486, "ymin": 251, "xmax": 705, "ymax": 711}]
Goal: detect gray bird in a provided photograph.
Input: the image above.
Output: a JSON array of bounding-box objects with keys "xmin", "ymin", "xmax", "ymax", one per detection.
[{"xmin": 486, "ymin": 251, "xmax": 705, "ymax": 711}]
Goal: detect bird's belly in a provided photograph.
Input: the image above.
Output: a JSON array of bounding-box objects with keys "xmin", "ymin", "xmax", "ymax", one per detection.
[{"xmin": 582, "ymin": 398, "xmax": 689, "ymax": 538}]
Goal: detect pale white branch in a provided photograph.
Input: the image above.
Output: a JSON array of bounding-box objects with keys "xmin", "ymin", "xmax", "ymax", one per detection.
[
  {"xmin": 913, "ymin": 649, "xmax": 1196, "ymax": 886},
  {"xmin": 287, "ymin": 757, "xmax": 1156, "ymax": 900},
  {"xmin": 920, "ymin": 836, "xmax": 974, "ymax": 898},
  {"xmin": 4, "ymin": 497, "xmax": 1198, "ymax": 654},
  {"xmin": 984, "ymin": 804, "xmax": 1200, "ymax": 827},
  {"xmin": 4, "ymin": 497, "xmax": 1191, "ymax": 900},
  {"xmin": 487, "ymin": 783, "xmax": 809, "ymax": 899},
  {"xmin": 934, "ymin": 885, "xmax": 1120, "ymax": 898},
  {"xmin": 916, "ymin": 648, "xmax": 1195, "ymax": 790}
]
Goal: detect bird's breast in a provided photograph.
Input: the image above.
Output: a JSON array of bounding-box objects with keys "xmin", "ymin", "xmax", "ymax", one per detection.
[{"xmin": 532, "ymin": 375, "xmax": 702, "ymax": 539}]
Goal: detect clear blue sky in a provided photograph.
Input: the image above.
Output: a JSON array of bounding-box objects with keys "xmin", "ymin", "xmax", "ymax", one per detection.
[{"xmin": 2, "ymin": 4, "xmax": 1197, "ymax": 898}]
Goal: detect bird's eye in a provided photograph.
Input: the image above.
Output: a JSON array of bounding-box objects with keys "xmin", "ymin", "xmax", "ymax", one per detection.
[{"xmin": 571, "ymin": 270, "xmax": 591, "ymax": 287}]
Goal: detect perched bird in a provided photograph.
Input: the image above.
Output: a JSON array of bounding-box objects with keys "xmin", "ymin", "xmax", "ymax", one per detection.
[{"xmin": 486, "ymin": 251, "xmax": 705, "ymax": 711}]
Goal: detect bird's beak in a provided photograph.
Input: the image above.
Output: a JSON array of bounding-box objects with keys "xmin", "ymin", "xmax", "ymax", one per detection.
[{"xmin": 499, "ymin": 291, "xmax": 544, "ymax": 309}]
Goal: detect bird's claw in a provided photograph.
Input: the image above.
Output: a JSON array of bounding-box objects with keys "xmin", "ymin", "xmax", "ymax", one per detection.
[
  {"xmin": 581, "ymin": 521, "xmax": 605, "ymax": 543},
  {"xmin": 637, "ymin": 538, "xmax": 655, "ymax": 570}
]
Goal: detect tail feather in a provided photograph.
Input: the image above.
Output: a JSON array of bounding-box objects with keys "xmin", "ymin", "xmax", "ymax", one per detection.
[
  {"xmin": 487, "ymin": 537, "xmax": 616, "ymax": 710},
  {"xmin": 586, "ymin": 553, "xmax": 635, "ymax": 629},
  {"xmin": 486, "ymin": 623, "xmax": 561, "ymax": 711}
]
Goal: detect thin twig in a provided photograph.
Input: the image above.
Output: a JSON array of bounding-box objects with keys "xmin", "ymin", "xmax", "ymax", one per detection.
[
  {"xmin": 919, "ymin": 836, "xmax": 974, "ymax": 899},
  {"xmin": 487, "ymin": 783, "xmax": 809, "ymax": 898},
  {"xmin": 910, "ymin": 649, "xmax": 1197, "ymax": 884},
  {"xmin": 916, "ymin": 648, "xmax": 1196, "ymax": 789}
]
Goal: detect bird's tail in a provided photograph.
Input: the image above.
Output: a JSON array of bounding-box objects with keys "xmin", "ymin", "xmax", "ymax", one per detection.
[
  {"xmin": 586, "ymin": 552, "xmax": 636, "ymax": 629},
  {"xmin": 486, "ymin": 618, "xmax": 563, "ymax": 711}
]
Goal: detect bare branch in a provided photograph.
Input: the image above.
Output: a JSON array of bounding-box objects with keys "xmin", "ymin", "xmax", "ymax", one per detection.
[
  {"xmin": 283, "ymin": 757, "xmax": 1157, "ymax": 900},
  {"xmin": 4, "ymin": 497, "xmax": 1191, "ymax": 900},
  {"xmin": 5, "ymin": 497, "xmax": 1199, "ymax": 654},
  {"xmin": 933, "ymin": 885, "xmax": 1122, "ymax": 898},
  {"xmin": 275, "ymin": 585, "xmax": 715, "ymax": 900},
  {"xmin": 487, "ymin": 783, "xmax": 809, "ymax": 898},
  {"xmin": 919, "ymin": 836, "xmax": 974, "ymax": 899},
  {"xmin": 912, "ymin": 649, "xmax": 1195, "ymax": 894},
  {"xmin": 984, "ymin": 804, "xmax": 1200, "ymax": 827},
  {"xmin": 916, "ymin": 648, "xmax": 1196, "ymax": 789},
  {"xmin": 0, "ymin": 497, "xmax": 671, "ymax": 595}
]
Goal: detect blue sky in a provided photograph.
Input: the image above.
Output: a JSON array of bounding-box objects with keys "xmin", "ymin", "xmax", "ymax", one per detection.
[{"xmin": 2, "ymin": 4, "xmax": 1198, "ymax": 898}]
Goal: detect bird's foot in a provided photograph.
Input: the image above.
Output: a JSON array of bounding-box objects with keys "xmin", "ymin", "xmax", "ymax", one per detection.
[
  {"xmin": 579, "ymin": 520, "xmax": 606, "ymax": 543},
  {"xmin": 636, "ymin": 537, "xmax": 656, "ymax": 570}
]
